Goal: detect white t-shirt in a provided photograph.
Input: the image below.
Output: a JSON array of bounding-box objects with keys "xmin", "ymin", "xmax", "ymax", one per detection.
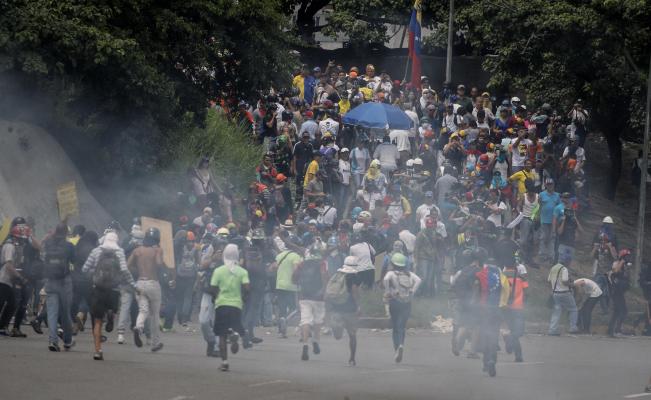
[
  {"xmin": 487, "ymin": 201, "xmax": 507, "ymax": 227},
  {"xmin": 319, "ymin": 118, "xmax": 340, "ymax": 136},
  {"xmin": 562, "ymin": 146, "xmax": 586, "ymax": 165},
  {"xmin": 338, "ymin": 159, "xmax": 351, "ymax": 185},
  {"xmin": 389, "ymin": 130, "xmax": 411, "ymax": 153},
  {"xmin": 511, "ymin": 138, "xmax": 533, "ymax": 167},
  {"xmin": 416, "ymin": 203, "xmax": 441, "ymax": 230},
  {"xmin": 405, "ymin": 110, "xmax": 419, "ymax": 137},
  {"xmin": 349, "ymin": 242, "xmax": 376, "ymax": 272},
  {"xmin": 549, "ymin": 265, "xmax": 570, "ymax": 292},
  {"xmin": 317, "ymin": 206, "xmax": 337, "ymax": 227},
  {"xmin": 574, "ymin": 278, "xmax": 602, "ymax": 298},
  {"xmin": 398, "ymin": 230, "xmax": 416, "ymax": 254}
]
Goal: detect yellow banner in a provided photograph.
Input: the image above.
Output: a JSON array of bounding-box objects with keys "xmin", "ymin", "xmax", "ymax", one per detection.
[
  {"xmin": 57, "ymin": 181, "xmax": 79, "ymax": 220},
  {"xmin": 140, "ymin": 216, "xmax": 175, "ymax": 269}
]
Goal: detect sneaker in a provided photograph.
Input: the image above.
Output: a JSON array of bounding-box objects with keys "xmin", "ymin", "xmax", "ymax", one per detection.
[
  {"xmin": 395, "ymin": 345, "xmax": 404, "ymax": 363},
  {"xmin": 48, "ymin": 342, "xmax": 61, "ymax": 352},
  {"xmin": 10, "ymin": 328, "xmax": 27, "ymax": 338},
  {"xmin": 487, "ymin": 361, "xmax": 497, "ymax": 377},
  {"xmin": 117, "ymin": 334, "xmax": 125, "ymax": 344},
  {"xmin": 230, "ymin": 335, "xmax": 239, "ymax": 355},
  {"xmin": 151, "ymin": 343, "xmax": 164, "ymax": 352},
  {"xmin": 64, "ymin": 341, "xmax": 75, "ymax": 351},
  {"xmin": 93, "ymin": 351, "xmax": 104, "ymax": 361},
  {"xmin": 57, "ymin": 328, "xmax": 64, "ymax": 340},
  {"xmin": 348, "ymin": 358, "xmax": 356, "ymax": 366},
  {"xmin": 242, "ymin": 340, "xmax": 252, "ymax": 349},
  {"xmin": 30, "ymin": 320, "xmax": 43, "ymax": 335},
  {"xmin": 133, "ymin": 329, "xmax": 143, "ymax": 348},
  {"xmin": 278, "ymin": 318, "xmax": 287, "ymax": 337},
  {"xmin": 220, "ymin": 362, "xmax": 229, "ymax": 371},
  {"xmin": 301, "ymin": 345, "xmax": 309, "ymax": 361},
  {"xmin": 100, "ymin": 335, "xmax": 108, "ymax": 343},
  {"xmin": 206, "ymin": 342, "xmax": 219, "ymax": 357},
  {"xmin": 251, "ymin": 337, "xmax": 264, "ymax": 344},
  {"xmin": 105, "ymin": 311, "xmax": 114, "ymax": 333},
  {"xmin": 312, "ymin": 342, "xmax": 321, "ymax": 355}
]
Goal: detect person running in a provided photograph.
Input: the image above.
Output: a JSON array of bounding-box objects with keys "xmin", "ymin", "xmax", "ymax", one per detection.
[
  {"xmin": 326, "ymin": 256, "xmax": 362, "ymax": 366},
  {"xmin": 0, "ymin": 220, "xmax": 32, "ymax": 336},
  {"xmin": 42, "ymin": 223, "xmax": 76, "ymax": 352},
  {"xmin": 292, "ymin": 241, "xmax": 329, "ymax": 361},
  {"xmin": 199, "ymin": 235, "xmax": 228, "ymax": 357},
  {"xmin": 475, "ymin": 256, "xmax": 506, "ymax": 377},
  {"xmin": 128, "ymin": 227, "xmax": 169, "ymax": 352},
  {"xmin": 241, "ymin": 229, "xmax": 269, "ymax": 348},
  {"xmin": 502, "ymin": 262, "xmax": 528, "ymax": 362},
  {"xmin": 82, "ymin": 232, "xmax": 137, "ymax": 360},
  {"xmin": 209, "ymin": 244, "xmax": 249, "ymax": 371},
  {"xmin": 382, "ymin": 253, "xmax": 421, "ymax": 363},
  {"xmin": 270, "ymin": 242, "xmax": 302, "ymax": 338}
]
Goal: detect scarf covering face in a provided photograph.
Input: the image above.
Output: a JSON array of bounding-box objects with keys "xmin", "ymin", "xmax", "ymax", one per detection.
[
  {"xmin": 223, "ymin": 243, "xmax": 240, "ymax": 273},
  {"xmin": 365, "ymin": 159, "xmax": 381, "ymax": 180}
]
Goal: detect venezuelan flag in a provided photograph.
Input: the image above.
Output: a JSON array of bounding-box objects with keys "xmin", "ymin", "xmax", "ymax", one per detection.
[{"xmin": 408, "ymin": 0, "xmax": 422, "ymax": 88}]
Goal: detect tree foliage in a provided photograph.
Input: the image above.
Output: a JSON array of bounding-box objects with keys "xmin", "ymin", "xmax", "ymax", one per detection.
[
  {"xmin": 454, "ymin": 0, "xmax": 650, "ymax": 197},
  {"xmin": 0, "ymin": 0, "xmax": 295, "ymax": 131}
]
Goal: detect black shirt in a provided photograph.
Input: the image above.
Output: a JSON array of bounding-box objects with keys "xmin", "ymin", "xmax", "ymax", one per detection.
[{"xmin": 293, "ymin": 141, "xmax": 314, "ymax": 174}]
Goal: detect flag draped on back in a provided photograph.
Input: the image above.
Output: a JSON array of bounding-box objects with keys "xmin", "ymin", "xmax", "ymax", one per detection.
[{"xmin": 408, "ymin": 0, "xmax": 422, "ymax": 89}]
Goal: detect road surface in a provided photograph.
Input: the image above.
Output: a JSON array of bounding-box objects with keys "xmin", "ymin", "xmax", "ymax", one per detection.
[{"xmin": 1, "ymin": 326, "xmax": 649, "ymax": 400}]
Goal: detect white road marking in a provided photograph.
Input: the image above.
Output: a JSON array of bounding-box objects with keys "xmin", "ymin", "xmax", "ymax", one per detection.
[
  {"xmin": 624, "ymin": 393, "xmax": 651, "ymax": 399},
  {"xmin": 360, "ymin": 368, "xmax": 413, "ymax": 375},
  {"xmin": 248, "ymin": 379, "xmax": 291, "ymax": 387},
  {"xmin": 168, "ymin": 396, "xmax": 194, "ymax": 400},
  {"xmin": 500, "ymin": 361, "xmax": 544, "ymax": 366}
]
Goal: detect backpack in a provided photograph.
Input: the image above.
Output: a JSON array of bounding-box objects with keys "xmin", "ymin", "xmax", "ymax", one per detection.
[
  {"xmin": 324, "ymin": 271, "xmax": 349, "ymax": 305},
  {"xmin": 177, "ymin": 247, "xmax": 197, "ymax": 278},
  {"xmin": 43, "ymin": 239, "xmax": 70, "ymax": 280},
  {"xmin": 93, "ymin": 250, "xmax": 121, "ymax": 289},
  {"xmin": 393, "ymin": 271, "xmax": 414, "ymax": 303}
]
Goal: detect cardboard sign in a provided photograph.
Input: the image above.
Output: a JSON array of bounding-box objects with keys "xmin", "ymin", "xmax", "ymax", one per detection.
[
  {"xmin": 140, "ymin": 216, "xmax": 175, "ymax": 269},
  {"xmin": 0, "ymin": 218, "xmax": 11, "ymax": 244},
  {"xmin": 57, "ymin": 181, "xmax": 79, "ymax": 220}
]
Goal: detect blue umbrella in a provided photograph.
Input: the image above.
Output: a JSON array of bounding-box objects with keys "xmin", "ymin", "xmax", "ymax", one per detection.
[{"xmin": 342, "ymin": 102, "xmax": 413, "ymax": 130}]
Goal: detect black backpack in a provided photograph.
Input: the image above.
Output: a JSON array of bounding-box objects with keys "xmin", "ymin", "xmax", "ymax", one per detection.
[
  {"xmin": 93, "ymin": 250, "xmax": 121, "ymax": 289},
  {"xmin": 44, "ymin": 239, "xmax": 70, "ymax": 280}
]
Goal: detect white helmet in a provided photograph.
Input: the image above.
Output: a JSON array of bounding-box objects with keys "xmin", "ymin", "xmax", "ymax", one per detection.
[
  {"xmin": 511, "ymin": 96, "xmax": 521, "ymax": 103},
  {"xmin": 405, "ymin": 159, "xmax": 415, "ymax": 167},
  {"xmin": 602, "ymin": 216, "xmax": 614, "ymax": 224},
  {"xmin": 413, "ymin": 158, "xmax": 423, "ymax": 166}
]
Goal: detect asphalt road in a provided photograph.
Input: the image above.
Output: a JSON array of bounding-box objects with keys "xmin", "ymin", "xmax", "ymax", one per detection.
[{"xmin": 1, "ymin": 325, "xmax": 650, "ymax": 400}]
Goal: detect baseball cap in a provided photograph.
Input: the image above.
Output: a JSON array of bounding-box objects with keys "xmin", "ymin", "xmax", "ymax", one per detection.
[
  {"xmin": 545, "ymin": 178, "xmax": 555, "ymax": 185},
  {"xmin": 313, "ymin": 67, "xmax": 321, "ymax": 73},
  {"xmin": 457, "ymin": 84, "xmax": 466, "ymax": 90},
  {"xmin": 340, "ymin": 147, "xmax": 350, "ymax": 153}
]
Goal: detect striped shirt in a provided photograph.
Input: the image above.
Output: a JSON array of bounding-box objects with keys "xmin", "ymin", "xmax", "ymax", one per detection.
[{"xmin": 82, "ymin": 246, "xmax": 136, "ymax": 288}]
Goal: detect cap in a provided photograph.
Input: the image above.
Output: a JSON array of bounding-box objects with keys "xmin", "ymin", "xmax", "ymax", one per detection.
[
  {"xmin": 308, "ymin": 219, "xmax": 318, "ymax": 225},
  {"xmin": 343, "ymin": 256, "xmax": 359, "ymax": 267},
  {"xmin": 421, "ymin": 75, "xmax": 429, "ymax": 81},
  {"xmin": 276, "ymin": 173, "xmax": 287, "ymax": 183},
  {"xmin": 457, "ymin": 84, "xmax": 466, "ymax": 90},
  {"xmin": 281, "ymin": 219, "xmax": 294, "ymax": 228},
  {"xmin": 313, "ymin": 67, "xmax": 321, "ymax": 72},
  {"xmin": 545, "ymin": 178, "xmax": 555, "ymax": 185},
  {"xmin": 217, "ymin": 227, "xmax": 230, "ymax": 236},
  {"xmin": 425, "ymin": 191, "xmax": 433, "ymax": 197},
  {"xmin": 304, "ymin": 110, "xmax": 314, "ymax": 118},
  {"xmin": 602, "ymin": 216, "xmax": 614, "ymax": 224},
  {"xmin": 390, "ymin": 253, "xmax": 408, "ymax": 268},
  {"xmin": 186, "ymin": 231, "xmax": 196, "ymax": 241},
  {"xmin": 340, "ymin": 147, "xmax": 350, "ymax": 153},
  {"xmin": 561, "ymin": 192, "xmax": 571, "ymax": 199},
  {"xmin": 511, "ymin": 96, "xmax": 521, "ymax": 102},
  {"xmin": 203, "ymin": 207, "xmax": 213, "ymax": 214}
]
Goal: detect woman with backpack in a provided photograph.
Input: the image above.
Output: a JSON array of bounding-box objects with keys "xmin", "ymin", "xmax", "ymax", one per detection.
[{"xmin": 382, "ymin": 253, "xmax": 421, "ymax": 363}]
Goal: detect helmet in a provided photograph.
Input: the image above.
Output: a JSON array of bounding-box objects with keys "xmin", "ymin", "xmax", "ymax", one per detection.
[
  {"xmin": 511, "ymin": 96, "xmax": 521, "ymax": 103},
  {"xmin": 107, "ymin": 220, "xmax": 123, "ymax": 232},
  {"xmin": 276, "ymin": 173, "xmax": 287, "ymax": 183},
  {"xmin": 145, "ymin": 227, "xmax": 161, "ymax": 244},
  {"xmin": 217, "ymin": 227, "xmax": 230, "ymax": 237},
  {"xmin": 390, "ymin": 253, "xmax": 407, "ymax": 268},
  {"xmin": 405, "ymin": 159, "xmax": 414, "ymax": 167},
  {"xmin": 10, "ymin": 224, "xmax": 31, "ymax": 239},
  {"xmin": 619, "ymin": 249, "xmax": 632, "ymax": 259},
  {"xmin": 602, "ymin": 216, "xmax": 614, "ymax": 224},
  {"xmin": 11, "ymin": 217, "xmax": 26, "ymax": 228},
  {"xmin": 186, "ymin": 231, "xmax": 196, "ymax": 241},
  {"xmin": 413, "ymin": 158, "xmax": 423, "ymax": 166}
]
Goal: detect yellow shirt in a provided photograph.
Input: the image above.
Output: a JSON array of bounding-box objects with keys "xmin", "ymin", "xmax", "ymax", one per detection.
[
  {"xmin": 508, "ymin": 169, "xmax": 537, "ymax": 197},
  {"xmin": 303, "ymin": 160, "xmax": 319, "ymax": 187},
  {"xmin": 292, "ymin": 75, "xmax": 305, "ymax": 100},
  {"xmin": 338, "ymin": 99, "xmax": 350, "ymax": 115},
  {"xmin": 360, "ymin": 87, "xmax": 373, "ymax": 101}
]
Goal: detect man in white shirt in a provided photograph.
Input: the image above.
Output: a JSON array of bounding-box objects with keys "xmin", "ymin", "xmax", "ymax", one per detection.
[
  {"xmin": 562, "ymin": 137, "xmax": 586, "ymax": 171},
  {"xmin": 510, "ymin": 128, "xmax": 533, "ymax": 173},
  {"xmin": 547, "ymin": 253, "xmax": 579, "ymax": 335},
  {"xmin": 574, "ymin": 278, "xmax": 602, "ymax": 334},
  {"xmin": 319, "ymin": 112, "xmax": 340, "ymax": 137},
  {"xmin": 415, "ymin": 191, "xmax": 441, "ymax": 231},
  {"xmin": 389, "ymin": 129, "xmax": 411, "ymax": 166},
  {"xmin": 373, "ymin": 135, "xmax": 400, "ymax": 177}
]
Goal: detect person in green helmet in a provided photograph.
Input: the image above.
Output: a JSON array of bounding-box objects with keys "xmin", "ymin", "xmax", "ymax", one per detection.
[{"xmin": 382, "ymin": 253, "xmax": 421, "ymax": 363}]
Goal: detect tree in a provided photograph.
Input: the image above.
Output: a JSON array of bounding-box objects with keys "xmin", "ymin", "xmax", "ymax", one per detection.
[
  {"xmin": 454, "ymin": 0, "xmax": 650, "ymax": 198},
  {"xmin": 0, "ymin": 0, "xmax": 295, "ymax": 134}
]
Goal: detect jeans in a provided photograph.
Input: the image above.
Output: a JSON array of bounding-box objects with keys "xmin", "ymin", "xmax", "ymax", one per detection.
[
  {"xmin": 276, "ymin": 289, "xmax": 296, "ymax": 334},
  {"xmin": 45, "ymin": 277, "xmax": 73, "ymax": 346},
  {"xmin": 0, "ymin": 282, "xmax": 17, "ymax": 330},
  {"xmin": 549, "ymin": 291, "xmax": 578, "ymax": 334},
  {"xmin": 557, "ymin": 244, "xmax": 575, "ymax": 265},
  {"xmin": 389, "ymin": 300, "xmax": 411, "ymax": 350},
  {"xmin": 175, "ymin": 276, "xmax": 196, "ymax": 325},
  {"xmin": 117, "ymin": 287, "xmax": 134, "ymax": 334},
  {"xmin": 417, "ymin": 258, "xmax": 440, "ymax": 297},
  {"xmin": 519, "ymin": 218, "xmax": 534, "ymax": 262},
  {"xmin": 608, "ymin": 292, "xmax": 627, "ymax": 335},
  {"xmin": 198, "ymin": 293, "xmax": 216, "ymax": 345},
  {"xmin": 242, "ymin": 286, "xmax": 265, "ymax": 343},
  {"xmin": 538, "ymin": 223, "xmax": 555, "ymax": 261},
  {"xmin": 136, "ymin": 280, "xmax": 162, "ymax": 348},
  {"xmin": 578, "ymin": 296, "xmax": 599, "ymax": 333}
]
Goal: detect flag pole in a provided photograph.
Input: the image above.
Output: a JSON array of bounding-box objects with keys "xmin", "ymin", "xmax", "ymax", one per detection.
[{"xmin": 403, "ymin": 49, "xmax": 411, "ymax": 83}]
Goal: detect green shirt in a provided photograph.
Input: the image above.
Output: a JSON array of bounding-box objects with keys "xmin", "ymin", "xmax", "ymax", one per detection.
[
  {"xmin": 210, "ymin": 264, "xmax": 250, "ymax": 310},
  {"xmin": 275, "ymin": 251, "xmax": 302, "ymax": 292}
]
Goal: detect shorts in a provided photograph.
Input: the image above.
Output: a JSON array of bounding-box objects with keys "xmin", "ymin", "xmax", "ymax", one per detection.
[
  {"xmin": 213, "ymin": 305, "xmax": 245, "ymax": 337},
  {"xmin": 299, "ymin": 300, "xmax": 326, "ymax": 326},
  {"xmin": 357, "ymin": 269, "xmax": 375, "ymax": 288},
  {"xmin": 89, "ymin": 287, "xmax": 119, "ymax": 320}
]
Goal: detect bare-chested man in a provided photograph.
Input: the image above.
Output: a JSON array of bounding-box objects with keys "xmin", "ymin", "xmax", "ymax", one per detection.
[{"xmin": 127, "ymin": 227, "xmax": 173, "ymax": 352}]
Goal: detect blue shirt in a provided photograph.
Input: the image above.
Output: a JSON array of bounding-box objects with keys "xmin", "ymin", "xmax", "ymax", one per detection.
[
  {"xmin": 304, "ymin": 76, "xmax": 316, "ymax": 105},
  {"xmin": 539, "ymin": 191, "xmax": 560, "ymax": 224},
  {"xmin": 553, "ymin": 203, "xmax": 565, "ymax": 224}
]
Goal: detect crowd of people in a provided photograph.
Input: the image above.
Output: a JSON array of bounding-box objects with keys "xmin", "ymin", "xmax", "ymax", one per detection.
[{"xmin": 1, "ymin": 61, "xmax": 650, "ymax": 381}]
